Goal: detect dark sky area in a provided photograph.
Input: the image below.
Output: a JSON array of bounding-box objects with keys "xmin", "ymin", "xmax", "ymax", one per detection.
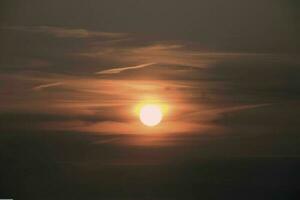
[
  {"xmin": 0, "ymin": 0, "xmax": 300, "ymax": 199},
  {"xmin": 1, "ymin": 0, "xmax": 300, "ymax": 52}
]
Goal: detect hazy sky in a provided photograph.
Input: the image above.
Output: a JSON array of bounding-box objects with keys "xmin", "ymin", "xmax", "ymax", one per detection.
[
  {"xmin": 0, "ymin": 1, "xmax": 300, "ymax": 199},
  {"xmin": 1, "ymin": 0, "xmax": 299, "ymax": 52}
]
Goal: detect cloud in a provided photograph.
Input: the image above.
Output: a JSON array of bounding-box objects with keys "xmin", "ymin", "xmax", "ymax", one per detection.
[
  {"xmin": 78, "ymin": 41, "xmax": 273, "ymax": 76},
  {"xmin": 1, "ymin": 25, "xmax": 297, "ymax": 140},
  {"xmin": 2, "ymin": 26, "xmax": 128, "ymax": 39},
  {"xmin": 32, "ymin": 82, "xmax": 63, "ymax": 91},
  {"xmin": 95, "ymin": 63, "xmax": 156, "ymax": 75},
  {"xmin": 212, "ymin": 103, "xmax": 272, "ymax": 115}
]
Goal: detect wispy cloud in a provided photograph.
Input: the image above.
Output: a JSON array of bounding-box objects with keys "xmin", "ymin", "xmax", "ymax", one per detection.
[
  {"xmin": 32, "ymin": 82, "xmax": 63, "ymax": 91},
  {"xmin": 2, "ymin": 26, "xmax": 128, "ymax": 39},
  {"xmin": 1, "ymin": 25, "xmax": 295, "ymax": 140},
  {"xmin": 78, "ymin": 42, "xmax": 272, "ymax": 74},
  {"xmin": 213, "ymin": 103, "xmax": 272, "ymax": 114},
  {"xmin": 180, "ymin": 103, "xmax": 272, "ymax": 123},
  {"xmin": 95, "ymin": 63, "xmax": 156, "ymax": 75}
]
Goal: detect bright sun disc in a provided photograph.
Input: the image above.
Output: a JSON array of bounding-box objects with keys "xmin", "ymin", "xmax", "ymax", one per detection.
[{"xmin": 139, "ymin": 104, "xmax": 162, "ymax": 127}]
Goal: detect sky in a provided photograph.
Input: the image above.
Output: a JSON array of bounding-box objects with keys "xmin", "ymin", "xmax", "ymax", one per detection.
[{"xmin": 0, "ymin": 0, "xmax": 300, "ymax": 199}]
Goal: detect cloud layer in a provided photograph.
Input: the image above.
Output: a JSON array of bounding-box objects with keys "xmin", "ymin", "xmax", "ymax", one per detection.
[{"xmin": 0, "ymin": 25, "xmax": 299, "ymax": 151}]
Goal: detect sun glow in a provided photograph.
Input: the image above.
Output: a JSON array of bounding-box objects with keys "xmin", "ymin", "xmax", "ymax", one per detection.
[{"xmin": 139, "ymin": 104, "xmax": 163, "ymax": 127}]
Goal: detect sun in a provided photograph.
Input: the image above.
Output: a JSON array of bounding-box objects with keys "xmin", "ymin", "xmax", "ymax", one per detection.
[{"xmin": 139, "ymin": 104, "xmax": 163, "ymax": 127}]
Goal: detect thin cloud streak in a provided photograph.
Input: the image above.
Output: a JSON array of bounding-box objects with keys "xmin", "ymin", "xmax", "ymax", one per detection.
[
  {"xmin": 32, "ymin": 82, "xmax": 63, "ymax": 91},
  {"xmin": 1, "ymin": 26, "xmax": 128, "ymax": 39},
  {"xmin": 95, "ymin": 63, "xmax": 156, "ymax": 75}
]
